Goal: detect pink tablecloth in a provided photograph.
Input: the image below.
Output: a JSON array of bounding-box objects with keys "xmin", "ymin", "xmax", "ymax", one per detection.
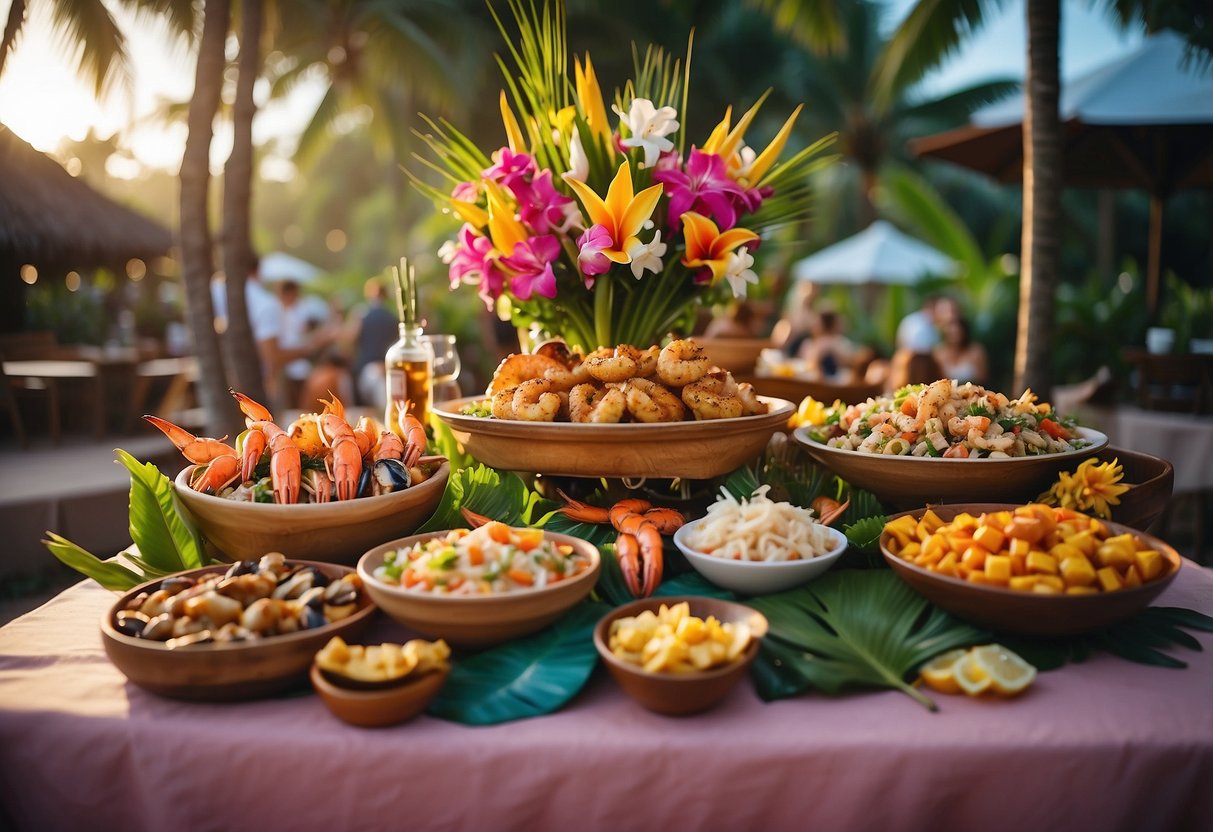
[{"xmin": 3, "ymin": 566, "xmax": 1213, "ymax": 832}]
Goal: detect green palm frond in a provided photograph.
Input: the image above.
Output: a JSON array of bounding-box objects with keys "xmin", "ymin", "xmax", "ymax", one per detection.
[
  {"xmin": 750, "ymin": 570, "xmax": 989, "ymax": 710},
  {"xmin": 745, "ymin": 0, "xmax": 846, "ymax": 56},
  {"xmin": 897, "ymin": 78, "xmax": 1020, "ymax": 127},
  {"xmin": 48, "ymin": 0, "xmax": 132, "ymax": 98},
  {"xmin": 0, "ymin": 0, "xmax": 28, "ymax": 79}
]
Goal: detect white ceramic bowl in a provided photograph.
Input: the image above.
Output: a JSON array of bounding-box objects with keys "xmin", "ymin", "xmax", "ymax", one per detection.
[{"xmin": 673, "ymin": 519, "xmax": 848, "ymax": 595}]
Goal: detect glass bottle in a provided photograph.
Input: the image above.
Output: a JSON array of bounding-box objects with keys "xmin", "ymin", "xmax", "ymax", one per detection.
[{"xmin": 384, "ymin": 322, "xmax": 433, "ymax": 436}]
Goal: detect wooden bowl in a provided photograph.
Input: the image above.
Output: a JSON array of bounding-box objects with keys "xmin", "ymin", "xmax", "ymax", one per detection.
[
  {"xmin": 672, "ymin": 520, "xmax": 849, "ymax": 595},
  {"xmin": 172, "ymin": 461, "xmax": 450, "ymax": 564},
  {"xmin": 310, "ymin": 663, "xmax": 447, "ymax": 728},
  {"xmin": 433, "ymin": 396, "xmax": 794, "ymax": 479},
  {"xmin": 793, "ymin": 426, "xmax": 1109, "ymax": 510},
  {"xmin": 880, "ymin": 504, "xmax": 1182, "ymax": 636},
  {"xmin": 593, "ymin": 597, "xmax": 768, "ymax": 716},
  {"xmin": 101, "ymin": 561, "xmax": 376, "ymax": 701},
  {"xmin": 1095, "ymin": 447, "xmax": 1173, "ymax": 532},
  {"xmin": 357, "ymin": 531, "xmax": 601, "ymax": 648},
  {"xmin": 696, "ymin": 337, "xmax": 773, "ymax": 373},
  {"xmin": 740, "ymin": 375, "xmax": 883, "ymax": 409}
]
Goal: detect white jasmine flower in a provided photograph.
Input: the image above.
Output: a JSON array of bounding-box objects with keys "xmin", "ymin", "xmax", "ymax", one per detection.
[
  {"xmin": 613, "ymin": 98, "xmax": 678, "ymax": 168},
  {"xmin": 722, "ymin": 247, "xmax": 758, "ymax": 298},
  {"xmin": 626, "ymin": 230, "xmax": 667, "ymax": 279}
]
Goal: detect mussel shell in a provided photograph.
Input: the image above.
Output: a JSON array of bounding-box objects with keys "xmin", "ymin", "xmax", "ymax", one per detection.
[
  {"xmin": 160, "ymin": 575, "xmax": 197, "ymax": 595},
  {"xmin": 115, "ymin": 610, "xmax": 150, "ymax": 638},
  {"xmin": 225, "ymin": 560, "xmax": 259, "ymax": 579},
  {"xmin": 166, "ymin": 630, "xmax": 215, "ymax": 649},
  {"xmin": 373, "ymin": 459, "xmax": 411, "ymax": 494}
]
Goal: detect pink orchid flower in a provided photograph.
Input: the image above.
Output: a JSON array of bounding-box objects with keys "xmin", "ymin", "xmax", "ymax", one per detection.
[
  {"xmin": 502, "ymin": 234, "xmax": 560, "ymax": 300},
  {"xmin": 447, "ymin": 225, "xmax": 507, "ymax": 309},
  {"xmin": 576, "ymin": 224, "xmax": 614, "ymax": 284},
  {"xmin": 653, "ymin": 148, "xmax": 746, "ymax": 232}
]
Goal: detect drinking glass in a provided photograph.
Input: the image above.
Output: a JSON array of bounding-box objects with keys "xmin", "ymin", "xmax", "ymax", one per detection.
[{"xmin": 422, "ymin": 334, "xmax": 462, "ymax": 400}]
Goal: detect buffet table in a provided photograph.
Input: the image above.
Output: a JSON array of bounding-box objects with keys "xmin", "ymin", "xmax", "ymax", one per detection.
[{"xmin": 3, "ymin": 563, "xmax": 1212, "ymax": 832}]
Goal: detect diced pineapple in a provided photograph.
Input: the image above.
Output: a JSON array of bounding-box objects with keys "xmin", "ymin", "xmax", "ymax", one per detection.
[
  {"xmin": 923, "ymin": 534, "xmax": 950, "ymax": 559},
  {"xmin": 1026, "ymin": 550, "xmax": 1059, "ymax": 575},
  {"xmin": 1035, "ymin": 574, "xmax": 1065, "ymax": 592},
  {"xmin": 1096, "ymin": 566, "xmax": 1124, "ymax": 592},
  {"xmin": 1009, "ymin": 575, "xmax": 1039, "ymax": 592},
  {"xmin": 919, "ymin": 508, "xmax": 945, "ymax": 535},
  {"xmin": 1031, "ymin": 582, "xmax": 1061, "ymax": 594},
  {"xmin": 1134, "ymin": 548, "xmax": 1164, "ymax": 581},
  {"xmin": 899, "ymin": 541, "xmax": 922, "ymax": 559},
  {"xmin": 1010, "ymin": 553, "xmax": 1027, "ymax": 577},
  {"xmin": 972, "ymin": 525, "xmax": 1005, "ymax": 552},
  {"xmin": 1060, "ymin": 556, "xmax": 1097, "ymax": 588},
  {"xmin": 985, "ymin": 555, "xmax": 1012, "ymax": 582},
  {"xmin": 885, "ymin": 515, "xmax": 919, "ymax": 539},
  {"xmin": 1067, "ymin": 530, "xmax": 1098, "ymax": 557},
  {"xmin": 936, "ymin": 551, "xmax": 959, "ymax": 576},
  {"xmin": 1008, "ymin": 537, "xmax": 1031, "ymax": 558},
  {"xmin": 951, "ymin": 512, "xmax": 979, "ymax": 530},
  {"xmin": 1096, "ymin": 541, "xmax": 1134, "ymax": 570},
  {"xmin": 1049, "ymin": 542, "xmax": 1085, "ymax": 563},
  {"xmin": 915, "ymin": 548, "xmax": 944, "ymax": 567},
  {"xmin": 966, "ymin": 571, "xmax": 990, "ymax": 585}
]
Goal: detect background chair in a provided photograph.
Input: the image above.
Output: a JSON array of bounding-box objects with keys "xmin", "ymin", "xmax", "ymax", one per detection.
[{"xmin": 1134, "ymin": 353, "xmax": 1213, "ymax": 414}]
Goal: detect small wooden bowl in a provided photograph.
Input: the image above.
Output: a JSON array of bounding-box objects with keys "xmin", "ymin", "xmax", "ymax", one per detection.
[
  {"xmin": 358, "ymin": 531, "xmax": 601, "ymax": 648},
  {"xmin": 433, "ymin": 396, "xmax": 794, "ymax": 479},
  {"xmin": 880, "ymin": 504, "xmax": 1182, "ymax": 636},
  {"xmin": 310, "ymin": 663, "xmax": 447, "ymax": 728},
  {"xmin": 173, "ymin": 461, "xmax": 450, "ymax": 564},
  {"xmin": 794, "ymin": 427, "xmax": 1109, "ymax": 510},
  {"xmin": 593, "ymin": 597, "xmax": 768, "ymax": 716},
  {"xmin": 101, "ymin": 561, "xmax": 376, "ymax": 701},
  {"xmin": 696, "ymin": 337, "xmax": 773, "ymax": 373}
]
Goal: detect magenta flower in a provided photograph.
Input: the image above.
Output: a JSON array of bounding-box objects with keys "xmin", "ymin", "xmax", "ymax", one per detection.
[
  {"xmin": 653, "ymin": 148, "xmax": 746, "ymax": 232},
  {"xmin": 450, "ymin": 181, "xmax": 479, "ymax": 203},
  {"xmin": 518, "ymin": 169, "xmax": 577, "ymax": 233},
  {"xmin": 501, "ymin": 234, "xmax": 560, "ymax": 300},
  {"xmin": 575, "ymin": 224, "xmax": 614, "ymax": 285},
  {"xmin": 447, "ymin": 224, "xmax": 506, "ymax": 309}
]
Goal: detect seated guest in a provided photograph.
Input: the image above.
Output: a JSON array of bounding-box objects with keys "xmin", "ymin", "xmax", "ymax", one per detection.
[
  {"xmin": 887, "ymin": 349, "xmax": 946, "ymax": 391},
  {"xmin": 798, "ymin": 308, "xmax": 855, "ymax": 381},
  {"xmin": 933, "ymin": 316, "xmax": 989, "ymax": 385}
]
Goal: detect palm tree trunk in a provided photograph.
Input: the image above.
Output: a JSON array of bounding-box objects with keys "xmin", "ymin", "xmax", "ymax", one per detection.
[
  {"xmin": 178, "ymin": 0, "xmax": 235, "ymax": 439},
  {"xmin": 221, "ymin": 0, "xmax": 267, "ymax": 404},
  {"xmin": 1014, "ymin": 0, "xmax": 1061, "ymax": 398}
]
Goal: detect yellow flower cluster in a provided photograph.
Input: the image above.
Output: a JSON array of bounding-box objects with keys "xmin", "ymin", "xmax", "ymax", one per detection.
[
  {"xmin": 1037, "ymin": 457, "xmax": 1131, "ymax": 519},
  {"xmin": 788, "ymin": 396, "xmax": 843, "ymax": 430}
]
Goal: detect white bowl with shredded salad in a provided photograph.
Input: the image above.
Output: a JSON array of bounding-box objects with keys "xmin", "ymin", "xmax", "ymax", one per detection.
[{"xmin": 673, "ymin": 486, "xmax": 848, "ymax": 595}]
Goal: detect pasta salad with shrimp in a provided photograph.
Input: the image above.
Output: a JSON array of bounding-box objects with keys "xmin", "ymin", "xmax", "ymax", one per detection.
[
  {"xmin": 808, "ymin": 379, "xmax": 1090, "ymax": 459},
  {"xmin": 374, "ymin": 523, "xmax": 591, "ymax": 595}
]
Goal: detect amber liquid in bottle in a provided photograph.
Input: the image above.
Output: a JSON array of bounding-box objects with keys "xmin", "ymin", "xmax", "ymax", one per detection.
[{"xmin": 384, "ymin": 324, "xmax": 433, "ymax": 435}]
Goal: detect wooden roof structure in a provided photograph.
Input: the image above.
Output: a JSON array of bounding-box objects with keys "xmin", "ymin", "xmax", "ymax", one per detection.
[{"xmin": 0, "ymin": 124, "xmax": 172, "ymax": 267}]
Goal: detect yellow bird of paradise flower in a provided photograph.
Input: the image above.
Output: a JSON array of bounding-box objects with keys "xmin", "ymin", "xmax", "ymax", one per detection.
[
  {"xmin": 564, "ymin": 161, "xmax": 663, "ymax": 264},
  {"xmin": 680, "ymin": 211, "xmax": 759, "ymax": 284}
]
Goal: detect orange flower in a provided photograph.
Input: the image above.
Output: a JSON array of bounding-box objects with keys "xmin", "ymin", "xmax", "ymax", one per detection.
[{"xmin": 680, "ymin": 211, "xmax": 758, "ymax": 283}]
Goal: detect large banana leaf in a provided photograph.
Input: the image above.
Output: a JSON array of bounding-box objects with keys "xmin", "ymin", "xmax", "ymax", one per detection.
[
  {"xmin": 116, "ymin": 449, "xmax": 206, "ymax": 574},
  {"xmin": 415, "ymin": 463, "xmax": 540, "ymax": 531},
  {"xmin": 427, "ymin": 601, "xmax": 607, "ymax": 725},
  {"xmin": 749, "ymin": 570, "xmax": 988, "ymax": 710}
]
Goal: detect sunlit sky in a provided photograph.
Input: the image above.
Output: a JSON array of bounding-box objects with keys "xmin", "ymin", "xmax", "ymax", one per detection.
[{"xmin": 0, "ymin": 0, "xmax": 1142, "ymax": 177}]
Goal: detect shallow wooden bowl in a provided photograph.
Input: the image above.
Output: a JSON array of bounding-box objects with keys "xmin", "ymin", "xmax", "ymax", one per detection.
[
  {"xmin": 593, "ymin": 596, "xmax": 768, "ymax": 716},
  {"xmin": 880, "ymin": 504, "xmax": 1182, "ymax": 636},
  {"xmin": 433, "ymin": 396, "xmax": 794, "ymax": 479},
  {"xmin": 1095, "ymin": 447, "xmax": 1173, "ymax": 532},
  {"xmin": 101, "ymin": 561, "xmax": 376, "ymax": 701},
  {"xmin": 173, "ymin": 461, "xmax": 449, "ymax": 564},
  {"xmin": 310, "ymin": 663, "xmax": 447, "ymax": 728},
  {"xmin": 697, "ymin": 337, "xmax": 773, "ymax": 373},
  {"xmin": 357, "ymin": 531, "xmax": 601, "ymax": 648},
  {"xmin": 793, "ymin": 427, "xmax": 1109, "ymax": 510}
]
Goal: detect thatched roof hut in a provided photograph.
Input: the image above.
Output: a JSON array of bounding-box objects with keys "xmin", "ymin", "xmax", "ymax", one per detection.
[{"xmin": 0, "ymin": 124, "xmax": 173, "ymax": 332}]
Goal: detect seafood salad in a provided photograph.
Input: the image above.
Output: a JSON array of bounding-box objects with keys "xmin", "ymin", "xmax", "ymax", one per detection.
[
  {"xmin": 374, "ymin": 523, "xmax": 593, "ymax": 595},
  {"xmin": 811, "ymin": 379, "xmax": 1089, "ymax": 459}
]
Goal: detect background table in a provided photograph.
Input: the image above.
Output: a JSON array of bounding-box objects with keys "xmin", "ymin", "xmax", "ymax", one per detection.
[{"xmin": 2, "ymin": 565, "xmax": 1212, "ymax": 832}]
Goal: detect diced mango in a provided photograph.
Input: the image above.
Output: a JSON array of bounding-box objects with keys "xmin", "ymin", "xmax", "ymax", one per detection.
[
  {"xmin": 885, "ymin": 515, "xmax": 918, "ymax": 538},
  {"xmin": 1049, "ymin": 542, "xmax": 1085, "ymax": 563},
  {"xmin": 1096, "ymin": 566, "xmax": 1124, "ymax": 592},
  {"xmin": 919, "ymin": 509, "xmax": 945, "ymax": 534},
  {"xmin": 1035, "ymin": 574, "xmax": 1065, "ymax": 592},
  {"xmin": 936, "ymin": 551, "xmax": 959, "ymax": 576},
  {"xmin": 1096, "ymin": 541, "xmax": 1134, "ymax": 570},
  {"xmin": 1060, "ymin": 556, "xmax": 1097, "ymax": 588},
  {"xmin": 1122, "ymin": 564, "xmax": 1143, "ymax": 589},
  {"xmin": 1134, "ymin": 548, "xmax": 1164, "ymax": 581},
  {"xmin": 961, "ymin": 546, "xmax": 987, "ymax": 570},
  {"xmin": 972, "ymin": 525, "xmax": 1005, "ymax": 552},
  {"xmin": 915, "ymin": 548, "xmax": 944, "ymax": 567},
  {"xmin": 1008, "ymin": 537, "xmax": 1031, "ymax": 558},
  {"xmin": 1009, "ymin": 575, "xmax": 1039, "ymax": 591},
  {"xmin": 966, "ymin": 571, "xmax": 989, "ymax": 585},
  {"xmin": 1004, "ymin": 516, "xmax": 1047, "ymax": 544},
  {"xmin": 1031, "ymin": 582, "xmax": 1062, "ymax": 595},
  {"xmin": 985, "ymin": 555, "xmax": 1012, "ymax": 582},
  {"xmin": 1067, "ymin": 530, "xmax": 1098, "ymax": 557},
  {"xmin": 1010, "ymin": 553, "xmax": 1027, "ymax": 577},
  {"xmin": 1026, "ymin": 550, "xmax": 1059, "ymax": 575}
]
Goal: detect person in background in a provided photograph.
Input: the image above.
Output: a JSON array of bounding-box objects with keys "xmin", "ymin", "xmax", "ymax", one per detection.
[
  {"xmin": 772, "ymin": 282, "xmax": 818, "ymax": 357},
  {"xmin": 934, "ymin": 315, "xmax": 989, "ymax": 385},
  {"xmin": 886, "ymin": 349, "xmax": 946, "ymax": 392},
  {"xmin": 278, "ymin": 280, "xmax": 314, "ymax": 409},
  {"xmin": 704, "ymin": 301, "xmax": 759, "ymax": 338},
  {"xmin": 299, "ymin": 347, "xmax": 356, "ymax": 412},
  {"xmin": 351, "ymin": 278, "xmax": 399, "ymax": 408},
  {"xmin": 798, "ymin": 307, "xmax": 855, "ymax": 381},
  {"xmin": 895, "ymin": 294, "xmax": 947, "ymax": 352}
]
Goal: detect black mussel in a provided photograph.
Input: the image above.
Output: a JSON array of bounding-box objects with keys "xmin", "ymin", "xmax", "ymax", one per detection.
[
  {"xmin": 373, "ymin": 459, "xmax": 411, "ymax": 496},
  {"xmin": 357, "ymin": 466, "xmax": 373, "ymax": 498},
  {"xmin": 301, "ymin": 605, "xmax": 327, "ymax": 630},
  {"xmin": 115, "ymin": 610, "xmax": 150, "ymax": 638},
  {"xmin": 273, "ymin": 568, "xmax": 316, "ymax": 600},
  {"xmin": 225, "ymin": 560, "xmax": 259, "ymax": 578},
  {"xmin": 160, "ymin": 575, "xmax": 197, "ymax": 595},
  {"xmin": 323, "ymin": 580, "xmax": 358, "ymax": 607}
]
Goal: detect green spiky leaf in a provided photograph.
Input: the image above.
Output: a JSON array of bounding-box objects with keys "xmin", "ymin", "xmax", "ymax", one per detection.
[
  {"xmin": 115, "ymin": 448, "xmax": 206, "ymax": 573},
  {"xmin": 750, "ymin": 570, "xmax": 988, "ymax": 710},
  {"xmin": 428, "ymin": 601, "xmax": 606, "ymax": 725},
  {"xmin": 42, "ymin": 534, "xmax": 145, "ymax": 591}
]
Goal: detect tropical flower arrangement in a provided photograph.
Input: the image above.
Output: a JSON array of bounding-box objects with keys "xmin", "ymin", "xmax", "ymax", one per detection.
[{"xmin": 412, "ymin": 1, "xmax": 835, "ymax": 352}]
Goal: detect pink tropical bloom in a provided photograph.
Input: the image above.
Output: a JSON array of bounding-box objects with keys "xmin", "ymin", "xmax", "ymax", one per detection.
[
  {"xmin": 483, "ymin": 148, "xmax": 575, "ymax": 234},
  {"xmin": 653, "ymin": 148, "xmax": 747, "ymax": 232},
  {"xmin": 502, "ymin": 234, "xmax": 560, "ymax": 300},
  {"xmin": 451, "ymin": 181, "xmax": 479, "ymax": 203},
  {"xmin": 447, "ymin": 224, "xmax": 506, "ymax": 309},
  {"xmin": 576, "ymin": 224, "xmax": 614, "ymax": 284}
]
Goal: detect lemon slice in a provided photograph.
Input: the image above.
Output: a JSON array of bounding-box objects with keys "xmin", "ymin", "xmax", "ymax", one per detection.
[
  {"xmin": 954, "ymin": 650, "xmax": 992, "ymax": 696},
  {"xmin": 918, "ymin": 648, "xmax": 967, "ymax": 695},
  {"xmin": 970, "ymin": 643, "xmax": 1037, "ymax": 697}
]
